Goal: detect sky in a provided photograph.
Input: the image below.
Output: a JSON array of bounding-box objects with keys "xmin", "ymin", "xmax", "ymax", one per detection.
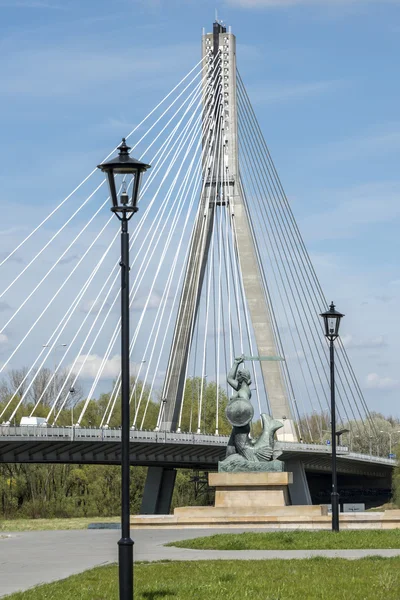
[{"xmin": 0, "ymin": 0, "xmax": 400, "ymax": 421}]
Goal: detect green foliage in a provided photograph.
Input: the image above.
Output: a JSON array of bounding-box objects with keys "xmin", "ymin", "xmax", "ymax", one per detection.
[
  {"xmin": 0, "ymin": 462, "xmax": 147, "ymax": 519},
  {"xmin": 392, "ymin": 442, "xmax": 400, "ymax": 507},
  {"xmin": 297, "ymin": 411, "xmax": 400, "ymax": 458},
  {"xmin": 171, "ymin": 470, "xmax": 214, "ymax": 511},
  {"xmin": 178, "ymin": 377, "xmax": 230, "ymax": 434},
  {"xmin": 5, "ymin": 559, "xmax": 400, "ymax": 600},
  {"xmin": 168, "ymin": 530, "xmax": 400, "ymax": 551},
  {"xmin": 0, "ymin": 373, "xmax": 230, "ymax": 520}
]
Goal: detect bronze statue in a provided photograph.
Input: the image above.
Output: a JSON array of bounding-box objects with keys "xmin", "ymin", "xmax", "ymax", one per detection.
[{"xmin": 219, "ymin": 355, "xmax": 284, "ymax": 472}]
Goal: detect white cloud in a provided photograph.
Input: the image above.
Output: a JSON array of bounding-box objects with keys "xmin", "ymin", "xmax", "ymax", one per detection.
[
  {"xmin": 69, "ymin": 354, "xmax": 121, "ymax": 380},
  {"xmin": 0, "ymin": 333, "xmax": 8, "ymax": 344},
  {"xmin": 341, "ymin": 334, "xmax": 387, "ymax": 350},
  {"xmin": 132, "ymin": 292, "xmax": 163, "ymax": 311},
  {"xmin": 0, "ymin": 41, "xmax": 198, "ymax": 99},
  {"xmin": 80, "ymin": 298, "xmax": 112, "ymax": 315},
  {"xmin": 0, "ymin": 1, "xmax": 65, "ymax": 7},
  {"xmin": 321, "ymin": 125, "xmax": 400, "ymax": 164},
  {"xmin": 285, "ymin": 349, "xmax": 305, "ymax": 360},
  {"xmin": 244, "ymin": 80, "xmax": 343, "ymax": 105},
  {"xmin": 366, "ymin": 372, "xmax": 400, "ymax": 390},
  {"xmin": 300, "ymin": 181, "xmax": 400, "ymax": 241},
  {"xmin": 226, "ymin": 0, "xmax": 399, "ymax": 7}
]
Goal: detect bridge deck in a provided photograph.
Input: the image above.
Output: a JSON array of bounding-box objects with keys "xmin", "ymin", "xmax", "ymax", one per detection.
[{"xmin": 0, "ymin": 427, "xmax": 394, "ymax": 477}]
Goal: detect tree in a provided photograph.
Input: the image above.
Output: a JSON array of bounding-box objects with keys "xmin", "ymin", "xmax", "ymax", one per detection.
[
  {"xmin": 296, "ymin": 410, "xmax": 400, "ymax": 457},
  {"xmin": 28, "ymin": 367, "xmax": 83, "ymax": 410},
  {"xmin": 3, "ymin": 368, "xmax": 29, "ymax": 399},
  {"xmin": 0, "ymin": 366, "xmax": 84, "ymax": 424},
  {"xmin": 177, "ymin": 377, "xmax": 231, "ymax": 435},
  {"xmin": 297, "ymin": 411, "xmax": 330, "ymax": 443},
  {"xmin": 392, "ymin": 442, "xmax": 400, "ymax": 507}
]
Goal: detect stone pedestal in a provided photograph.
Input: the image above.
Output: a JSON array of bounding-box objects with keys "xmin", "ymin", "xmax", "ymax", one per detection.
[
  {"xmin": 131, "ymin": 470, "xmax": 333, "ymax": 528},
  {"xmin": 210, "ymin": 472, "xmax": 292, "ymax": 509}
]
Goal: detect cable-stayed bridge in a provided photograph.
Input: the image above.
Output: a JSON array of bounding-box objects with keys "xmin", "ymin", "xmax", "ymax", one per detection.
[{"xmin": 0, "ymin": 21, "xmax": 393, "ymax": 511}]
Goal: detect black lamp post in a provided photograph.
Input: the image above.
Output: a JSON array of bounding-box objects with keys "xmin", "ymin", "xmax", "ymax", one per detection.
[
  {"xmin": 320, "ymin": 301, "xmax": 344, "ymax": 532},
  {"xmin": 98, "ymin": 139, "xmax": 150, "ymax": 599}
]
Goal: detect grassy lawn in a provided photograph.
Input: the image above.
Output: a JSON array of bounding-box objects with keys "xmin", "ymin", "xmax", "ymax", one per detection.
[
  {"xmin": 0, "ymin": 517, "xmax": 119, "ymax": 532},
  {"xmin": 167, "ymin": 530, "xmax": 400, "ymax": 550},
  {"xmin": 4, "ymin": 559, "xmax": 400, "ymax": 600}
]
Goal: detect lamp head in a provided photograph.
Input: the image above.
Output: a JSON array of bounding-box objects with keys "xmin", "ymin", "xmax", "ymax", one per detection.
[
  {"xmin": 320, "ymin": 301, "xmax": 344, "ymax": 341},
  {"xmin": 97, "ymin": 138, "xmax": 151, "ymax": 213}
]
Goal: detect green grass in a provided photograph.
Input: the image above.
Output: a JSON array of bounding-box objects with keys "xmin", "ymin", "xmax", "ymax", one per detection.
[
  {"xmin": 167, "ymin": 530, "xmax": 400, "ymax": 550},
  {"xmin": 4, "ymin": 559, "xmax": 400, "ymax": 600},
  {"xmin": 0, "ymin": 516, "xmax": 119, "ymax": 532}
]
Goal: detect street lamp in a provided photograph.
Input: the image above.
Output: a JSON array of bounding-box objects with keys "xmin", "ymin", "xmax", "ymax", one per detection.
[
  {"xmin": 43, "ymin": 343, "xmax": 68, "ymax": 402},
  {"xmin": 320, "ymin": 301, "xmax": 344, "ymax": 532},
  {"xmin": 282, "ymin": 415, "xmax": 287, "ymax": 443},
  {"xmin": 98, "ymin": 138, "xmax": 150, "ymax": 600},
  {"xmin": 379, "ymin": 430, "xmax": 400, "ymax": 456},
  {"xmin": 336, "ymin": 428, "xmax": 349, "ymax": 447},
  {"xmin": 69, "ymin": 387, "xmax": 76, "ymax": 427}
]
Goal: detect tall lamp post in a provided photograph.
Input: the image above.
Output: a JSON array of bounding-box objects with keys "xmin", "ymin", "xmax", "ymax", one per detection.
[
  {"xmin": 320, "ymin": 301, "xmax": 344, "ymax": 532},
  {"xmin": 98, "ymin": 139, "xmax": 150, "ymax": 600},
  {"xmin": 43, "ymin": 343, "xmax": 68, "ymax": 402}
]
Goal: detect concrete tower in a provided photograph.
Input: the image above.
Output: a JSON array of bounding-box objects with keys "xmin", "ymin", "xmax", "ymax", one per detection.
[{"xmin": 161, "ymin": 21, "xmax": 297, "ymax": 442}]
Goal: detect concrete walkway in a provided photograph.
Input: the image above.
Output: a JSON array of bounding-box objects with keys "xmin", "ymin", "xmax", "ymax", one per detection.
[{"xmin": 1, "ymin": 528, "xmax": 400, "ymax": 597}]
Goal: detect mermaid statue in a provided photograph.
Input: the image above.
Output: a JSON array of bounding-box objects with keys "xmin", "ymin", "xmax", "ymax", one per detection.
[{"xmin": 219, "ymin": 355, "xmax": 285, "ymax": 472}]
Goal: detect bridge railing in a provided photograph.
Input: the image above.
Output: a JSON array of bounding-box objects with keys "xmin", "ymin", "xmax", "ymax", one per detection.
[
  {"xmin": 0, "ymin": 425, "xmax": 73, "ymax": 439},
  {"xmin": 277, "ymin": 442, "xmax": 349, "ymax": 454},
  {"xmin": 0, "ymin": 426, "xmax": 228, "ymax": 445},
  {"xmin": 347, "ymin": 451, "xmax": 397, "ymax": 465},
  {"xmin": 0, "ymin": 428, "xmax": 396, "ymax": 464}
]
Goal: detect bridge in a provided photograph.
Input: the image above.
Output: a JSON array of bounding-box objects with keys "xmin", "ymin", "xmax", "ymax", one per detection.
[
  {"xmin": 0, "ymin": 425, "xmax": 394, "ymax": 511},
  {"xmin": 0, "ymin": 20, "xmax": 395, "ymax": 513}
]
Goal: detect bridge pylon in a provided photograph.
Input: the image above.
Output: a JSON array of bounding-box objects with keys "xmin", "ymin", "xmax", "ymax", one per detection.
[{"xmin": 160, "ymin": 21, "xmax": 297, "ymax": 442}]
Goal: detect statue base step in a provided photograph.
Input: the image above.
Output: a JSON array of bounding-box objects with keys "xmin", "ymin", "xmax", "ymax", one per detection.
[
  {"xmin": 174, "ymin": 505, "xmax": 326, "ymax": 518},
  {"xmin": 210, "ymin": 472, "xmax": 292, "ymax": 508},
  {"xmin": 131, "ymin": 471, "xmax": 347, "ymax": 528},
  {"xmin": 130, "ymin": 510, "xmax": 400, "ymax": 529}
]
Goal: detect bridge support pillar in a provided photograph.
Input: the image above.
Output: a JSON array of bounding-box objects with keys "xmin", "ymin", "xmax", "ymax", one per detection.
[
  {"xmin": 140, "ymin": 467, "xmax": 177, "ymax": 515},
  {"xmin": 285, "ymin": 460, "xmax": 312, "ymax": 505}
]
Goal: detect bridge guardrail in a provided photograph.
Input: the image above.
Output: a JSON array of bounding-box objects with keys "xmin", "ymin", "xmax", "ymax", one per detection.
[
  {"xmin": 0, "ymin": 427, "xmax": 396, "ymax": 465},
  {"xmin": 277, "ymin": 442, "xmax": 349, "ymax": 454},
  {"xmin": 0, "ymin": 426, "xmax": 228, "ymax": 445},
  {"xmin": 347, "ymin": 452, "xmax": 396, "ymax": 465},
  {"xmin": 0, "ymin": 425, "xmax": 73, "ymax": 439}
]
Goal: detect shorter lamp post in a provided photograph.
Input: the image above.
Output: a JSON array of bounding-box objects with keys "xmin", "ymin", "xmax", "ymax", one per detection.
[
  {"xmin": 69, "ymin": 387, "xmax": 76, "ymax": 427},
  {"xmin": 320, "ymin": 301, "xmax": 344, "ymax": 532},
  {"xmin": 336, "ymin": 428, "xmax": 349, "ymax": 447},
  {"xmin": 98, "ymin": 138, "xmax": 150, "ymax": 600},
  {"xmin": 379, "ymin": 430, "xmax": 400, "ymax": 456}
]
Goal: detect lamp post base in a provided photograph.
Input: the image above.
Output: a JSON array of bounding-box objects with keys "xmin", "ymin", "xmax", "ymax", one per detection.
[{"xmin": 118, "ymin": 537, "xmax": 134, "ymax": 599}]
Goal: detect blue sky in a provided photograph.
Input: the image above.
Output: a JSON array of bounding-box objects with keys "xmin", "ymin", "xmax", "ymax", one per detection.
[{"xmin": 0, "ymin": 0, "xmax": 400, "ymax": 420}]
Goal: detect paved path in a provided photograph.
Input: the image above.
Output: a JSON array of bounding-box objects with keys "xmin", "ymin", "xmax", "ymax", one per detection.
[{"xmin": 1, "ymin": 528, "xmax": 400, "ymax": 597}]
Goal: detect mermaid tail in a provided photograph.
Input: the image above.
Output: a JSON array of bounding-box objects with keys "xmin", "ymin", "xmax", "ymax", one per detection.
[
  {"xmin": 226, "ymin": 414, "xmax": 283, "ymax": 463},
  {"xmin": 252, "ymin": 414, "xmax": 283, "ymax": 461}
]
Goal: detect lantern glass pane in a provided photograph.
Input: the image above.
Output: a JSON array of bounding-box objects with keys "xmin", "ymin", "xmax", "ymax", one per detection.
[
  {"xmin": 328, "ymin": 317, "xmax": 336, "ymax": 335},
  {"xmin": 113, "ymin": 172, "xmax": 138, "ymax": 208}
]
